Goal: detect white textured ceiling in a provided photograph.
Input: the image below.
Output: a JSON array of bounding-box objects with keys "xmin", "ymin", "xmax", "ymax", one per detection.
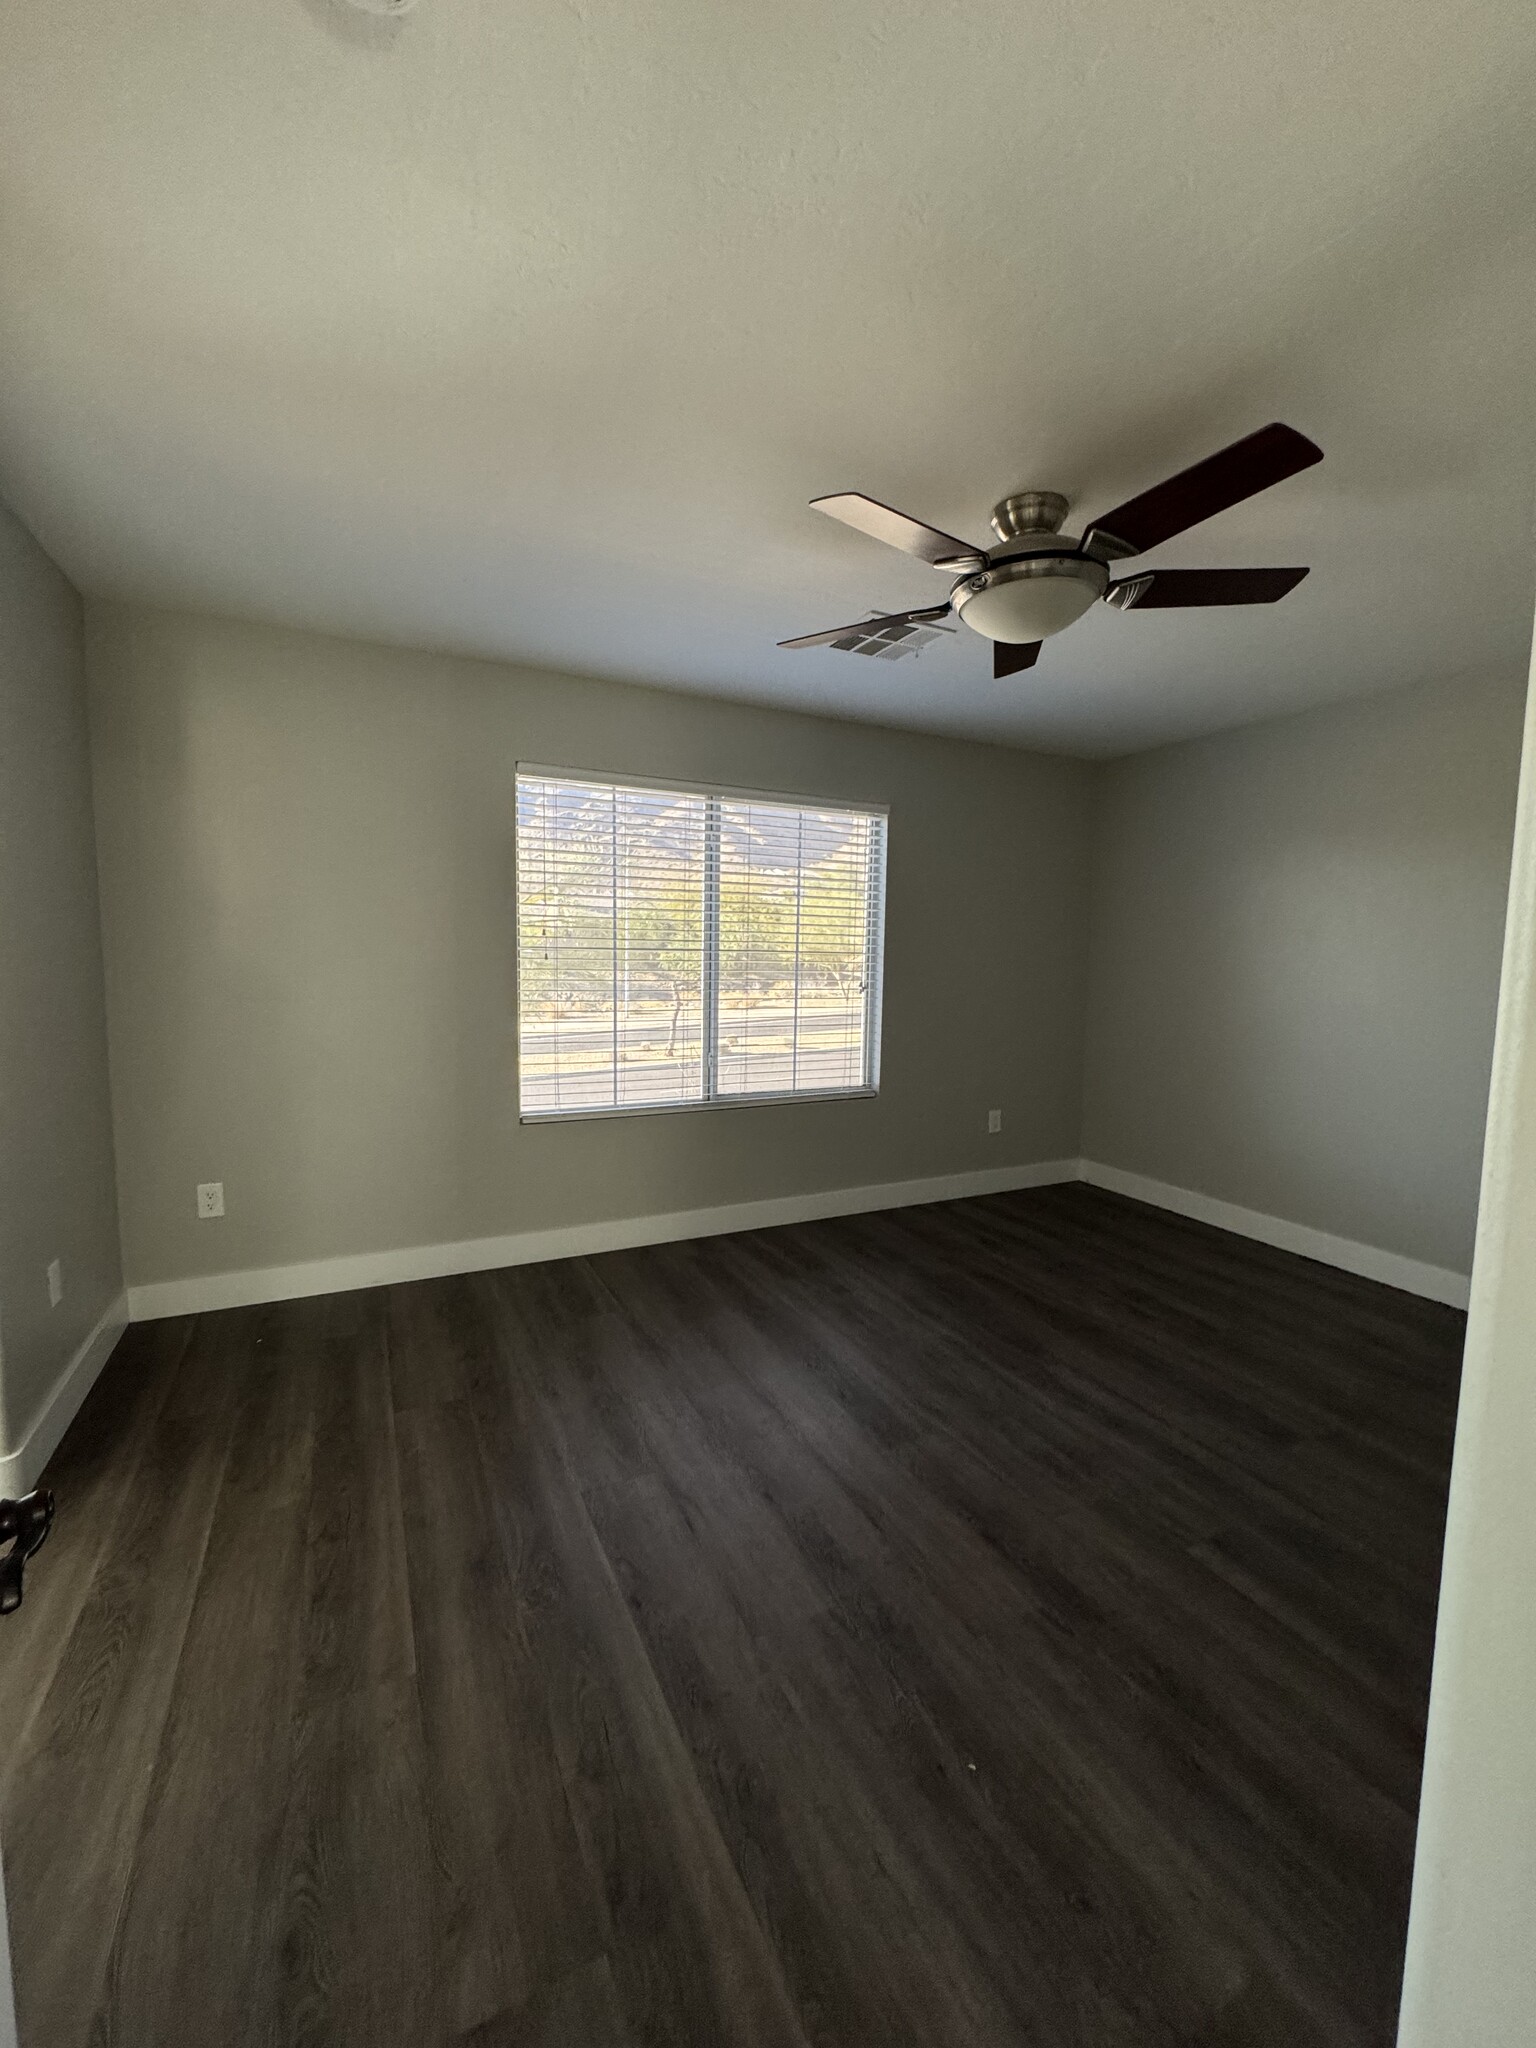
[{"xmin": 1, "ymin": 0, "xmax": 1533, "ymax": 755}]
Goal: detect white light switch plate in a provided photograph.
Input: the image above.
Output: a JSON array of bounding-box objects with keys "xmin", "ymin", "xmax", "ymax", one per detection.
[
  {"xmin": 987, "ymin": 1109, "xmax": 1003, "ymax": 1134},
  {"xmin": 47, "ymin": 1257, "xmax": 63, "ymax": 1307}
]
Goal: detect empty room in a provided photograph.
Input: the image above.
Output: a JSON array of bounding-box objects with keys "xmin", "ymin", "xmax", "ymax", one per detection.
[{"xmin": 2, "ymin": 3, "xmax": 1535, "ymax": 2044}]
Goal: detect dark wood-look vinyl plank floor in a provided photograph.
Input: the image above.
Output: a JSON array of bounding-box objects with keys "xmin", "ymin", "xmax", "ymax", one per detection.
[{"xmin": 0, "ymin": 1184, "xmax": 1465, "ymax": 2046}]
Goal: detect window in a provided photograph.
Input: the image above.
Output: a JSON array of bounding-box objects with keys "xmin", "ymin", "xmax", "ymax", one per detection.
[{"xmin": 516, "ymin": 769, "xmax": 886, "ymax": 1118}]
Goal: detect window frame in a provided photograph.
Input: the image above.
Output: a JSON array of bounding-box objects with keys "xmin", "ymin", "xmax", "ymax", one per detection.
[{"xmin": 515, "ymin": 764, "xmax": 888, "ymax": 1124}]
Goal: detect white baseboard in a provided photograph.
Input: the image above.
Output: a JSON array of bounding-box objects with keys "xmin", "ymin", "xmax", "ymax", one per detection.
[
  {"xmin": 0, "ymin": 1293, "xmax": 130, "ymax": 1494},
  {"xmin": 126, "ymin": 1159, "xmax": 1082, "ymax": 1321},
  {"xmin": 121, "ymin": 1155, "xmax": 1470, "ymax": 1324},
  {"xmin": 1078, "ymin": 1160, "xmax": 1471, "ymax": 1308}
]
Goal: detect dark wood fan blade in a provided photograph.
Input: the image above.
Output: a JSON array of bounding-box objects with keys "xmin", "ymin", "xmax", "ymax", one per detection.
[
  {"xmin": 1106, "ymin": 566, "xmax": 1309, "ymax": 609},
  {"xmin": 1084, "ymin": 424, "xmax": 1322, "ymax": 560},
  {"xmin": 810, "ymin": 493, "xmax": 984, "ymax": 568},
  {"xmin": 778, "ymin": 604, "xmax": 951, "ymax": 650},
  {"xmin": 994, "ymin": 639, "xmax": 1042, "ymax": 678}
]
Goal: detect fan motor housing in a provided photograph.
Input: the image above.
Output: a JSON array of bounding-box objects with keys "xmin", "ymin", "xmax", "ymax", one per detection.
[{"xmin": 950, "ymin": 543, "xmax": 1109, "ymax": 644}]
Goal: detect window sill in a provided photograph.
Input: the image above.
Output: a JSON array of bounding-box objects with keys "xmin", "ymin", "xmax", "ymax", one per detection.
[{"xmin": 520, "ymin": 1087, "xmax": 878, "ymax": 1126}]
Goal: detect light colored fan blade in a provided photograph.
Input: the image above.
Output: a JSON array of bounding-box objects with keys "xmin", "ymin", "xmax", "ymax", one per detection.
[
  {"xmin": 779, "ymin": 605, "xmax": 952, "ymax": 650},
  {"xmin": 810, "ymin": 493, "xmax": 984, "ymax": 569}
]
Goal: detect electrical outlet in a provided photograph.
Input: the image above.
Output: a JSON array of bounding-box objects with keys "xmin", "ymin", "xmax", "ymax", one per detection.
[
  {"xmin": 47, "ymin": 1257, "xmax": 63, "ymax": 1307},
  {"xmin": 197, "ymin": 1182, "xmax": 225, "ymax": 1219},
  {"xmin": 987, "ymin": 1109, "xmax": 1003, "ymax": 1135}
]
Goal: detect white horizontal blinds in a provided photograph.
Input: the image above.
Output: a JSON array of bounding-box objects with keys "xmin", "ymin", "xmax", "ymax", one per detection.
[
  {"xmin": 517, "ymin": 771, "xmax": 884, "ymax": 1115},
  {"xmin": 517, "ymin": 775, "xmax": 708, "ymax": 1114},
  {"xmin": 715, "ymin": 799, "xmax": 881, "ymax": 1098}
]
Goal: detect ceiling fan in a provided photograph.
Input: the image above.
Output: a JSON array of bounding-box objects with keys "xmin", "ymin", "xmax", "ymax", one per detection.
[{"xmin": 779, "ymin": 422, "xmax": 1322, "ymax": 679}]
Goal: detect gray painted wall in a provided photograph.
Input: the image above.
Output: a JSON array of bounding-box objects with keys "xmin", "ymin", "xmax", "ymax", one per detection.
[
  {"xmin": 1081, "ymin": 669, "xmax": 1528, "ymax": 1274},
  {"xmin": 86, "ymin": 603, "xmax": 1094, "ymax": 1292},
  {"xmin": 79, "ymin": 597, "xmax": 1524, "ymax": 1301},
  {"xmin": 0, "ymin": 505, "xmax": 122, "ymax": 1465}
]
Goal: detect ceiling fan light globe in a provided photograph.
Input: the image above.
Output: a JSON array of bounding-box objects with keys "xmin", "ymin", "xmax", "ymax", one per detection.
[{"xmin": 951, "ymin": 553, "xmax": 1107, "ymax": 643}]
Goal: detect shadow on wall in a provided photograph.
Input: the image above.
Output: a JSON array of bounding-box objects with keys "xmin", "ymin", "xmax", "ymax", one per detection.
[{"xmin": 295, "ymin": 0, "xmax": 413, "ymax": 55}]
